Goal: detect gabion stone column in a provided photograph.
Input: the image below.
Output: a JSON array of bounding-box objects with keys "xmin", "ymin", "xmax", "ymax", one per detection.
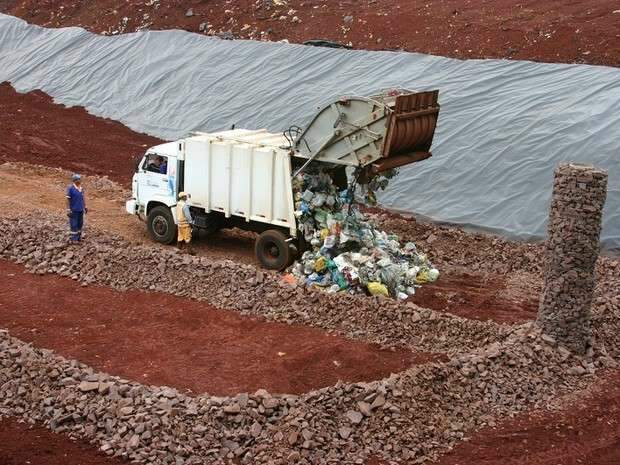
[{"xmin": 537, "ymin": 163, "xmax": 607, "ymax": 354}]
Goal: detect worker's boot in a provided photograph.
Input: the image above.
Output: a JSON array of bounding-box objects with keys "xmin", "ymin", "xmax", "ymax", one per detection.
[
  {"xmin": 177, "ymin": 241, "xmax": 184, "ymax": 251},
  {"xmin": 186, "ymin": 243, "xmax": 196, "ymax": 255}
]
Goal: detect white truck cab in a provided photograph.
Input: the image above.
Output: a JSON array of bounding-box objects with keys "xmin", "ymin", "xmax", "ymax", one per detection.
[{"xmin": 127, "ymin": 141, "xmax": 182, "ymax": 243}]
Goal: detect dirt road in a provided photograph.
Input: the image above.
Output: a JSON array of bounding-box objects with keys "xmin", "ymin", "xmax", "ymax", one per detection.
[{"xmin": 0, "ymin": 162, "xmax": 258, "ymax": 265}]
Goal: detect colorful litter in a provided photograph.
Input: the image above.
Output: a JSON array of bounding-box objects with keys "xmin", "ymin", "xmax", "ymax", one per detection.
[{"xmin": 291, "ymin": 168, "xmax": 439, "ymax": 299}]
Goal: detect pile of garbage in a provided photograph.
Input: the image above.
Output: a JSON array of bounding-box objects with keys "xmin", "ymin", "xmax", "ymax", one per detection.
[{"xmin": 291, "ymin": 168, "xmax": 439, "ymax": 299}]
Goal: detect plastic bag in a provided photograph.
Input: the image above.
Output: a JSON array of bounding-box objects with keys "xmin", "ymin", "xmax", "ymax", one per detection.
[
  {"xmin": 314, "ymin": 256, "xmax": 327, "ymax": 272},
  {"xmin": 367, "ymin": 282, "xmax": 389, "ymax": 297}
]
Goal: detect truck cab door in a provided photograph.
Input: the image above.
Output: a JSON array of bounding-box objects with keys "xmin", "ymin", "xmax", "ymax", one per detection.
[{"xmin": 136, "ymin": 153, "xmax": 177, "ymax": 206}]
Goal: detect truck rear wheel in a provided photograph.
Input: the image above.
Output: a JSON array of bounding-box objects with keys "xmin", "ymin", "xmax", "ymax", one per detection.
[
  {"xmin": 255, "ymin": 230, "xmax": 293, "ymax": 271},
  {"xmin": 147, "ymin": 206, "xmax": 177, "ymax": 245}
]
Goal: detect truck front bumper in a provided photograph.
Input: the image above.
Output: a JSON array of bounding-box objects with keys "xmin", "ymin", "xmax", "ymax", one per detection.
[{"xmin": 125, "ymin": 199, "xmax": 137, "ymax": 215}]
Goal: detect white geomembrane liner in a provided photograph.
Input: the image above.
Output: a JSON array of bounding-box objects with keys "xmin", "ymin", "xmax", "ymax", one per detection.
[{"xmin": 1, "ymin": 14, "xmax": 618, "ymax": 249}]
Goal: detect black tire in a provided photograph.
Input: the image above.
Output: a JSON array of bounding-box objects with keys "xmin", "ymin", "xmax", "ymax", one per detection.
[
  {"xmin": 255, "ymin": 230, "xmax": 293, "ymax": 271},
  {"xmin": 147, "ymin": 206, "xmax": 177, "ymax": 245}
]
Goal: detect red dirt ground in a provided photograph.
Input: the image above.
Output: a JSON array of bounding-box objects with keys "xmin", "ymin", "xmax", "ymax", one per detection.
[
  {"xmin": 0, "ymin": 82, "xmax": 162, "ymax": 184},
  {"xmin": 2, "ymin": 0, "xmax": 619, "ymax": 67},
  {"xmin": 409, "ymin": 271, "xmax": 540, "ymax": 324},
  {"xmin": 367, "ymin": 370, "xmax": 620, "ymax": 465},
  {"xmin": 0, "ymin": 418, "xmax": 125, "ymax": 465},
  {"xmin": 0, "ymin": 260, "xmax": 433, "ymax": 396}
]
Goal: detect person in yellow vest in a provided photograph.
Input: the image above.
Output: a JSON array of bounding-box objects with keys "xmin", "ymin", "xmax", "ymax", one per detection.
[{"xmin": 176, "ymin": 191, "xmax": 194, "ymax": 253}]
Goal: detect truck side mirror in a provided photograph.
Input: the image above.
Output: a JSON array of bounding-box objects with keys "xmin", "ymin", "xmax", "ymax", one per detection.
[{"xmin": 134, "ymin": 157, "xmax": 142, "ymax": 173}]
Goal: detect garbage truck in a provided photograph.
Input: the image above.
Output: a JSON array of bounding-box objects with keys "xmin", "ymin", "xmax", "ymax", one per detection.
[{"xmin": 126, "ymin": 89, "xmax": 440, "ymax": 270}]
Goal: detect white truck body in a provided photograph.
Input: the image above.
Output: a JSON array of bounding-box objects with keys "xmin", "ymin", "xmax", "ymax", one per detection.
[
  {"xmin": 127, "ymin": 129, "xmax": 297, "ymax": 236},
  {"xmin": 184, "ymin": 130, "xmax": 297, "ymax": 235}
]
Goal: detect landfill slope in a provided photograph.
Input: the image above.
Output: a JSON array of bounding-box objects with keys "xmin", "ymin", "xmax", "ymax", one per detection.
[
  {"xmin": 2, "ymin": 0, "xmax": 619, "ymax": 67},
  {"xmin": 0, "ymin": 15, "xmax": 619, "ymax": 248}
]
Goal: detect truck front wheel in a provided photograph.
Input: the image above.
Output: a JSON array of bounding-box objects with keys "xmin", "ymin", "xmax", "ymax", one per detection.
[
  {"xmin": 147, "ymin": 206, "xmax": 177, "ymax": 245},
  {"xmin": 255, "ymin": 230, "xmax": 293, "ymax": 271}
]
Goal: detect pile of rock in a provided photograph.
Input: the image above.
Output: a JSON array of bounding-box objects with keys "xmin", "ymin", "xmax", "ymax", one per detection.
[
  {"xmin": 537, "ymin": 163, "xmax": 608, "ymax": 354},
  {"xmin": 0, "ymin": 213, "xmax": 504, "ymax": 354},
  {"xmin": 591, "ymin": 293, "xmax": 620, "ymax": 360},
  {"xmin": 1, "ymin": 320, "xmax": 613, "ymax": 465},
  {"xmin": 374, "ymin": 210, "xmax": 548, "ymax": 275},
  {"xmin": 0, "ymin": 330, "xmax": 290, "ymax": 464}
]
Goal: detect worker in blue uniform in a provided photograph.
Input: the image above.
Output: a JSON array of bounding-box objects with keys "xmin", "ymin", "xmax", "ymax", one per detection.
[{"xmin": 66, "ymin": 173, "xmax": 87, "ymax": 243}]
